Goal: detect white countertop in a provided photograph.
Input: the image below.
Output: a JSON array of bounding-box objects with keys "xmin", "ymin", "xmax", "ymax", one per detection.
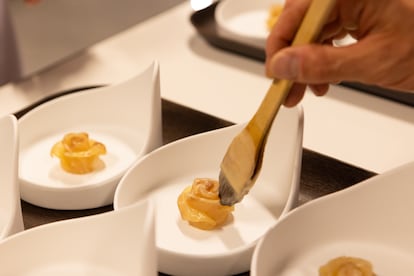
[{"xmin": 1, "ymin": 2, "xmax": 413, "ymax": 174}]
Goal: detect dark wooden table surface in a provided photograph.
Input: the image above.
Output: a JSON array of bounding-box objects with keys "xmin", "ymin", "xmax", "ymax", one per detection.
[{"xmin": 18, "ymin": 98, "xmax": 376, "ymax": 275}]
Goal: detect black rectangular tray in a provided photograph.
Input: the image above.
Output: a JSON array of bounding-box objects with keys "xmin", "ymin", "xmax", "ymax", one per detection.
[
  {"xmin": 17, "ymin": 85, "xmax": 376, "ymax": 276},
  {"xmin": 190, "ymin": 2, "xmax": 414, "ymax": 107}
]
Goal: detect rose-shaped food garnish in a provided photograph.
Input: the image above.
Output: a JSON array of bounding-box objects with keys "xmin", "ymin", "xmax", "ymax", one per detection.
[
  {"xmin": 177, "ymin": 178, "xmax": 234, "ymax": 230},
  {"xmin": 51, "ymin": 132, "xmax": 106, "ymax": 174},
  {"xmin": 319, "ymin": 256, "xmax": 375, "ymax": 276}
]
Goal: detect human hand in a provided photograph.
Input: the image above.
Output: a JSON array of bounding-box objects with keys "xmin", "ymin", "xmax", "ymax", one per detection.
[
  {"xmin": 24, "ymin": 0, "xmax": 41, "ymax": 5},
  {"xmin": 265, "ymin": 0, "xmax": 414, "ymax": 107}
]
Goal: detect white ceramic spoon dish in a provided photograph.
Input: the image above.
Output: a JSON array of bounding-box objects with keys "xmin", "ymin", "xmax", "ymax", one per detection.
[
  {"xmin": 0, "ymin": 114, "xmax": 24, "ymax": 240},
  {"xmin": 251, "ymin": 161, "xmax": 414, "ymax": 276},
  {"xmin": 114, "ymin": 106, "xmax": 303, "ymax": 276},
  {"xmin": 0, "ymin": 199, "xmax": 156, "ymax": 276},
  {"xmin": 18, "ymin": 61, "xmax": 162, "ymax": 210}
]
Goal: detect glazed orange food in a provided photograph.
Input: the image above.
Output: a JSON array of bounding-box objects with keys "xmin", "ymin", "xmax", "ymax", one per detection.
[
  {"xmin": 319, "ymin": 256, "xmax": 375, "ymax": 276},
  {"xmin": 51, "ymin": 132, "xmax": 106, "ymax": 174},
  {"xmin": 177, "ymin": 178, "xmax": 234, "ymax": 230},
  {"xmin": 266, "ymin": 4, "xmax": 284, "ymax": 31}
]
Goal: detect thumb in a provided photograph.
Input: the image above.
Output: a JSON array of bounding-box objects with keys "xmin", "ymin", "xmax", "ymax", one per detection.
[{"xmin": 267, "ymin": 38, "xmax": 389, "ymax": 85}]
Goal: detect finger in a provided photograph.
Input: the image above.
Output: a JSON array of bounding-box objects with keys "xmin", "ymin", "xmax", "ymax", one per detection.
[
  {"xmin": 283, "ymin": 83, "xmax": 306, "ymax": 107},
  {"xmin": 265, "ymin": 0, "xmax": 310, "ymax": 74},
  {"xmin": 24, "ymin": 0, "xmax": 41, "ymax": 4},
  {"xmin": 337, "ymin": 0, "xmax": 364, "ymax": 31},
  {"xmin": 266, "ymin": 0, "xmax": 310, "ymax": 55},
  {"xmin": 319, "ymin": 19, "xmax": 344, "ymax": 42},
  {"xmin": 268, "ymin": 37, "xmax": 393, "ymax": 85},
  {"xmin": 309, "ymin": 84, "xmax": 330, "ymax": 96}
]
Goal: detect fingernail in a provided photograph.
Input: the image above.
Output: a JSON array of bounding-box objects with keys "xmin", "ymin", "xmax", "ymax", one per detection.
[{"xmin": 270, "ymin": 53, "xmax": 298, "ymax": 79}]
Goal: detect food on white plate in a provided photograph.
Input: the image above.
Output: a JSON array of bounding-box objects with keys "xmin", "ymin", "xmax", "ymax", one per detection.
[
  {"xmin": 177, "ymin": 178, "xmax": 234, "ymax": 230},
  {"xmin": 319, "ymin": 256, "xmax": 375, "ymax": 276},
  {"xmin": 51, "ymin": 132, "xmax": 106, "ymax": 174}
]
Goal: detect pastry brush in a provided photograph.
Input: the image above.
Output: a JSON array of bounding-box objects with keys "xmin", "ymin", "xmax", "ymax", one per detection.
[{"xmin": 219, "ymin": 0, "xmax": 337, "ymax": 206}]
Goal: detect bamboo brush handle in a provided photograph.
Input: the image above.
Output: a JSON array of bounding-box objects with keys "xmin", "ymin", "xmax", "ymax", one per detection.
[
  {"xmin": 246, "ymin": 0, "xmax": 336, "ymax": 146},
  {"xmin": 218, "ymin": 0, "xmax": 337, "ymax": 205}
]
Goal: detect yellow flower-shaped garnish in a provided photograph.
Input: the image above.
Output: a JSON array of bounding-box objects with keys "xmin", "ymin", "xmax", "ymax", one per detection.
[
  {"xmin": 319, "ymin": 256, "xmax": 375, "ymax": 276},
  {"xmin": 51, "ymin": 132, "xmax": 106, "ymax": 174},
  {"xmin": 177, "ymin": 178, "xmax": 234, "ymax": 230}
]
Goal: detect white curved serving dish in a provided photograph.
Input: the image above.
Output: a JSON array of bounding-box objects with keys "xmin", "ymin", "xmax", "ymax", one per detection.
[
  {"xmin": 18, "ymin": 61, "xmax": 162, "ymax": 210},
  {"xmin": 251, "ymin": 161, "xmax": 414, "ymax": 276},
  {"xmin": 0, "ymin": 199, "xmax": 156, "ymax": 276},
  {"xmin": 215, "ymin": 0, "xmax": 285, "ymax": 49},
  {"xmin": 0, "ymin": 114, "xmax": 24, "ymax": 240},
  {"xmin": 114, "ymin": 106, "xmax": 303, "ymax": 276}
]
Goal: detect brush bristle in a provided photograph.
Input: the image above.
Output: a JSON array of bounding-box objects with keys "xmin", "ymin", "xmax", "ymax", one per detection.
[{"xmin": 218, "ymin": 171, "xmax": 241, "ymax": 206}]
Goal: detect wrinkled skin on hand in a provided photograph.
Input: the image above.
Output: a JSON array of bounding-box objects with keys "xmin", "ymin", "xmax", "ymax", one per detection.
[{"xmin": 266, "ymin": 0, "xmax": 414, "ymax": 107}]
